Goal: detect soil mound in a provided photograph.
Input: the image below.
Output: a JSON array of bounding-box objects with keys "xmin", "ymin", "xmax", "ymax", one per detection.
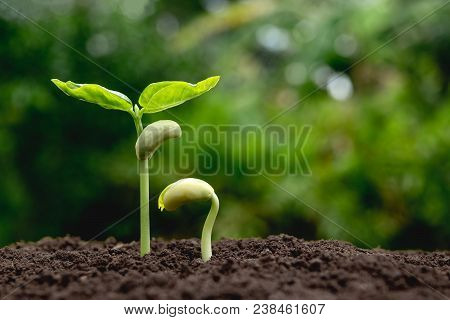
[{"xmin": 1, "ymin": 235, "xmax": 448, "ymax": 299}]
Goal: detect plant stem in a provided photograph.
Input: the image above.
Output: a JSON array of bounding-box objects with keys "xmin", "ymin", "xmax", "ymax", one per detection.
[
  {"xmin": 132, "ymin": 107, "xmax": 143, "ymax": 134},
  {"xmin": 139, "ymin": 158, "xmax": 150, "ymax": 256},
  {"xmin": 201, "ymin": 193, "xmax": 219, "ymax": 262},
  {"xmin": 131, "ymin": 107, "xmax": 150, "ymax": 257}
]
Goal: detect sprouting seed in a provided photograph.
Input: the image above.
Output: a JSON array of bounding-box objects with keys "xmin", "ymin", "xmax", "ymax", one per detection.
[
  {"xmin": 51, "ymin": 76, "xmax": 220, "ymax": 256},
  {"xmin": 158, "ymin": 178, "xmax": 219, "ymax": 262}
]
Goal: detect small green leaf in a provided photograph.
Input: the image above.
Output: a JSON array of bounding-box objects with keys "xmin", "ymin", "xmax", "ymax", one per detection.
[
  {"xmin": 51, "ymin": 79, "xmax": 132, "ymax": 111},
  {"xmin": 138, "ymin": 76, "xmax": 220, "ymax": 113}
]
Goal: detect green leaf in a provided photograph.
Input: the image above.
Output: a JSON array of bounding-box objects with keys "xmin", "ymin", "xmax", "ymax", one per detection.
[
  {"xmin": 51, "ymin": 79, "xmax": 133, "ymax": 111},
  {"xmin": 138, "ymin": 76, "xmax": 220, "ymax": 113}
]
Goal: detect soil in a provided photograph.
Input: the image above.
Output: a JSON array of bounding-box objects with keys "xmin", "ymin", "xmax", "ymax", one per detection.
[{"xmin": 0, "ymin": 235, "xmax": 449, "ymax": 299}]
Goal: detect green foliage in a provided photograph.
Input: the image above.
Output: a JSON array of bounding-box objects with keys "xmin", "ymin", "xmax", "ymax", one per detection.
[
  {"xmin": 138, "ymin": 76, "xmax": 220, "ymax": 113},
  {"xmin": 51, "ymin": 74, "xmax": 218, "ymax": 257},
  {"xmin": 51, "ymin": 79, "xmax": 132, "ymax": 112}
]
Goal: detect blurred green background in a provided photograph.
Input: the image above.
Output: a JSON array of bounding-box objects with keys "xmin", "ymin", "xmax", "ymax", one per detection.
[{"xmin": 0, "ymin": 0, "xmax": 449, "ymax": 249}]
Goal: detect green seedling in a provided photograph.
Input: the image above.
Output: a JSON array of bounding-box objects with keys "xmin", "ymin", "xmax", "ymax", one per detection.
[
  {"xmin": 158, "ymin": 178, "xmax": 219, "ymax": 262},
  {"xmin": 51, "ymin": 76, "xmax": 220, "ymax": 256},
  {"xmin": 135, "ymin": 120, "xmax": 181, "ymax": 256}
]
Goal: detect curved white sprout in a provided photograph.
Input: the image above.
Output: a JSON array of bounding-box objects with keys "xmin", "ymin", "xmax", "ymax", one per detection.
[{"xmin": 158, "ymin": 178, "xmax": 219, "ymax": 262}]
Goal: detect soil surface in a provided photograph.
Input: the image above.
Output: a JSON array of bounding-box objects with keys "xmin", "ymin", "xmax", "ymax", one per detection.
[{"xmin": 0, "ymin": 235, "xmax": 449, "ymax": 299}]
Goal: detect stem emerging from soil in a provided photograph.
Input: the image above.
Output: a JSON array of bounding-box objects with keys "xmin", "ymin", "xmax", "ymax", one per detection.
[
  {"xmin": 131, "ymin": 106, "xmax": 151, "ymax": 257},
  {"xmin": 201, "ymin": 193, "xmax": 219, "ymax": 262},
  {"xmin": 139, "ymin": 158, "xmax": 150, "ymax": 256}
]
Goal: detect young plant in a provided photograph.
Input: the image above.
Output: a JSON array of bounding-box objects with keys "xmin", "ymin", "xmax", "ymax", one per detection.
[
  {"xmin": 158, "ymin": 178, "xmax": 219, "ymax": 262},
  {"xmin": 51, "ymin": 76, "xmax": 220, "ymax": 256},
  {"xmin": 135, "ymin": 120, "xmax": 181, "ymax": 256}
]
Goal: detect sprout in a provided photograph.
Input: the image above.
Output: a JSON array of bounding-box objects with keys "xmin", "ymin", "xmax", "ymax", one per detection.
[
  {"xmin": 158, "ymin": 178, "xmax": 219, "ymax": 262},
  {"xmin": 51, "ymin": 76, "xmax": 220, "ymax": 257},
  {"xmin": 135, "ymin": 120, "xmax": 181, "ymax": 256}
]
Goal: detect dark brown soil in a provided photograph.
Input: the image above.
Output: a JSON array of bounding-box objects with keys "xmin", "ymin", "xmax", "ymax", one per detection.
[{"xmin": 0, "ymin": 235, "xmax": 449, "ymax": 299}]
